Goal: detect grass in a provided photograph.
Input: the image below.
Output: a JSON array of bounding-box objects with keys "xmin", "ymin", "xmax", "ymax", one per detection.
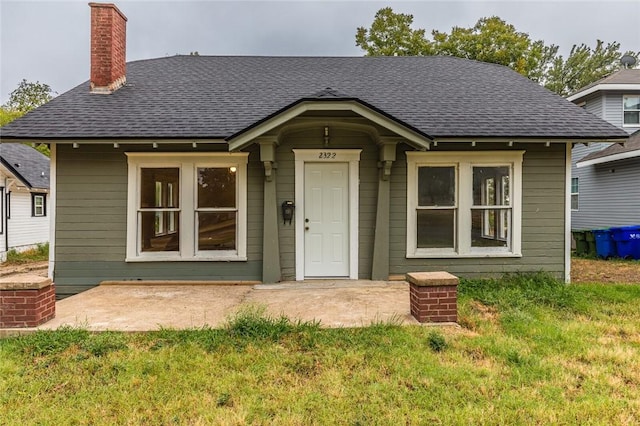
[
  {"xmin": 1, "ymin": 273, "xmax": 640, "ymax": 424},
  {"xmin": 4, "ymin": 243, "xmax": 49, "ymax": 264}
]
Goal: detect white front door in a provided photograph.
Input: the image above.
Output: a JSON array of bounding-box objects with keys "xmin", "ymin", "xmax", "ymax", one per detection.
[{"xmin": 304, "ymin": 162, "xmax": 350, "ymax": 277}]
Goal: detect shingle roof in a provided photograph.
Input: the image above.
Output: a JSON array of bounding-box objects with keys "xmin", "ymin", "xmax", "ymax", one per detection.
[
  {"xmin": 577, "ymin": 130, "xmax": 640, "ymax": 164},
  {"xmin": 0, "ymin": 143, "xmax": 50, "ymax": 190},
  {"xmin": 0, "ymin": 55, "xmax": 628, "ymax": 141},
  {"xmin": 571, "ymin": 69, "xmax": 640, "ymax": 95}
]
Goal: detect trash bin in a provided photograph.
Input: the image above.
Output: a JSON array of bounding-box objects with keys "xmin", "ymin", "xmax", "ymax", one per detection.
[
  {"xmin": 593, "ymin": 229, "xmax": 617, "ymax": 259},
  {"xmin": 585, "ymin": 230, "xmax": 597, "ymax": 257},
  {"xmin": 610, "ymin": 226, "xmax": 640, "ymax": 260},
  {"xmin": 572, "ymin": 231, "xmax": 587, "ymax": 255}
]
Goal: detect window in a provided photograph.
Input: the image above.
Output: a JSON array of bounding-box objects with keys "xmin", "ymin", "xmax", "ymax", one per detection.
[
  {"xmin": 571, "ymin": 177, "xmax": 579, "ymax": 211},
  {"xmin": 624, "ymin": 95, "xmax": 640, "ymax": 126},
  {"xmin": 126, "ymin": 153, "xmax": 248, "ymax": 261},
  {"xmin": 407, "ymin": 151, "xmax": 523, "ymax": 258},
  {"xmin": 31, "ymin": 193, "xmax": 46, "ymax": 217}
]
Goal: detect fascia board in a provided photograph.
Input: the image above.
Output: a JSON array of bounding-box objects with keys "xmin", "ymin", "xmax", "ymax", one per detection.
[
  {"xmin": 576, "ymin": 149, "xmax": 640, "ymax": 168},
  {"xmin": 567, "ymin": 84, "xmax": 640, "ymax": 102}
]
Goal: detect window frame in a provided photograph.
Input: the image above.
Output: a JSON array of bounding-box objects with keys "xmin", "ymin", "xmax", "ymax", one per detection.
[
  {"xmin": 571, "ymin": 177, "xmax": 579, "ymax": 211},
  {"xmin": 126, "ymin": 153, "xmax": 249, "ymax": 262},
  {"xmin": 623, "ymin": 95, "xmax": 640, "ymax": 128},
  {"xmin": 31, "ymin": 193, "xmax": 47, "ymax": 217},
  {"xmin": 407, "ymin": 151, "xmax": 523, "ymax": 258}
]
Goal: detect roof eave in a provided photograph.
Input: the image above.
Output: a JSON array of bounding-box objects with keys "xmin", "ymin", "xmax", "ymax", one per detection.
[
  {"xmin": 567, "ymin": 83, "xmax": 640, "ymax": 102},
  {"xmin": 577, "ymin": 149, "xmax": 640, "ymax": 168},
  {"xmin": 0, "ymin": 157, "xmax": 32, "ymax": 189}
]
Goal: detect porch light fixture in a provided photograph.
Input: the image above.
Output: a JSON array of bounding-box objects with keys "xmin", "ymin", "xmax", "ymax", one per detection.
[
  {"xmin": 113, "ymin": 142, "xmax": 119, "ymax": 148},
  {"xmin": 229, "ymin": 166, "xmax": 237, "ymax": 173},
  {"xmin": 152, "ymin": 142, "xmax": 158, "ymax": 149},
  {"xmin": 508, "ymin": 141, "xmax": 514, "ymax": 147},
  {"xmin": 192, "ymin": 142, "xmax": 197, "ymax": 148},
  {"xmin": 471, "ymin": 141, "xmax": 476, "ymax": 147},
  {"xmin": 545, "ymin": 141, "xmax": 551, "ymax": 147},
  {"xmin": 72, "ymin": 142, "xmax": 79, "ymax": 149}
]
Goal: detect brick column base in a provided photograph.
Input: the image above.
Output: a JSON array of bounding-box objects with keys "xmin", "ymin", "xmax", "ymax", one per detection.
[
  {"xmin": 406, "ymin": 271, "xmax": 458, "ymax": 323},
  {"xmin": 0, "ymin": 275, "xmax": 56, "ymax": 328}
]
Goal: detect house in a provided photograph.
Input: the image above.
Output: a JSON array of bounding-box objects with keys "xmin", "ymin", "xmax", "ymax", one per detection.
[
  {"xmin": 0, "ymin": 3, "xmax": 628, "ymax": 297},
  {"xmin": 568, "ymin": 69, "xmax": 640, "ymax": 229},
  {"xmin": 0, "ymin": 143, "xmax": 50, "ymax": 261}
]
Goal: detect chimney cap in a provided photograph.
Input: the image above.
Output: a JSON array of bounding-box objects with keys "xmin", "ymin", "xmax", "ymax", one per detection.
[{"xmin": 88, "ymin": 2, "xmax": 128, "ymax": 22}]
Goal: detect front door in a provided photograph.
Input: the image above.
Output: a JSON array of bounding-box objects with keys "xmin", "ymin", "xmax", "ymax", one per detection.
[{"xmin": 304, "ymin": 162, "xmax": 350, "ymax": 277}]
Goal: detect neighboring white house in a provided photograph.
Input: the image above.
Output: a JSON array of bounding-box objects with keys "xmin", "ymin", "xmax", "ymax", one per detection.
[
  {"xmin": 0, "ymin": 143, "xmax": 50, "ymax": 261},
  {"xmin": 568, "ymin": 69, "xmax": 640, "ymax": 230}
]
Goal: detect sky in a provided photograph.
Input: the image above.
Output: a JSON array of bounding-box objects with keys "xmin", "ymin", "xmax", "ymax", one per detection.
[{"xmin": 1, "ymin": 0, "xmax": 639, "ymax": 104}]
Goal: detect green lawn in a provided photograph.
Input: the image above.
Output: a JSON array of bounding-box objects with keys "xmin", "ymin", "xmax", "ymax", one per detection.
[{"xmin": 1, "ymin": 273, "xmax": 639, "ymax": 425}]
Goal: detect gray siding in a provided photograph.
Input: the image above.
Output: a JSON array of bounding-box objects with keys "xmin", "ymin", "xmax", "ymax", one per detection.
[
  {"xmin": 584, "ymin": 95, "xmax": 603, "ymax": 118},
  {"xmin": 601, "ymin": 92, "xmax": 639, "ymax": 134},
  {"xmin": 570, "ymin": 157, "xmax": 640, "ymax": 230},
  {"xmin": 571, "ymin": 90, "xmax": 640, "ymax": 230},
  {"xmin": 55, "ymin": 138, "xmax": 569, "ymax": 294},
  {"xmin": 389, "ymin": 143, "xmax": 567, "ymax": 279},
  {"xmin": 603, "ymin": 93, "xmax": 624, "ymax": 130},
  {"xmin": 275, "ymin": 127, "xmax": 378, "ymax": 280},
  {"xmin": 54, "ymin": 144, "xmax": 263, "ymax": 296}
]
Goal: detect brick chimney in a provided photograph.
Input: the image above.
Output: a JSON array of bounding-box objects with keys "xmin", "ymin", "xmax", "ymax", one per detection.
[{"xmin": 89, "ymin": 3, "xmax": 127, "ymax": 94}]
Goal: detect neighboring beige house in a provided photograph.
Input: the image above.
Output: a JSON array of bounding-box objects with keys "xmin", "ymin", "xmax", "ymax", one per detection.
[
  {"xmin": 0, "ymin": 143, "xmax": 50, "ymax": 261},
  {"xmin": 0, "ymin": 3, "xmax": 628, "ymax": 296}
]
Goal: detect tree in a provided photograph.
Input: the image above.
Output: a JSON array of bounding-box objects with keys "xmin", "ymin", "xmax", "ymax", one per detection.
[
  {"xmin": 356, "ymin": 8, "xmax": 639, "ymax": 94},
  {"xmin": 431, "ymin": 16, "xmax": 552, "ymax": 81},
  {"xmin": 5, "ymin": 79, "xmax": 55, "ymax": 113},
  {"xmin": 2, "ymin": 79, "xmax": 56, "ymax": 156},
  {"xmin": 0, "ymin": 107, "xmax": 23, "ymax": 126},
  {"xmin": 355, "ymin": 7, "xmax": 431, "ymax": 56},
  {"xmin": 543, "ymin": 41, "xmax": 639, "ymax": 97}
]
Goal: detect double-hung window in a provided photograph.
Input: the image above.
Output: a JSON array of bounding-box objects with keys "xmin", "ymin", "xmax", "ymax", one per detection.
[
  {"xmin": 571, "ymin": 177, "xmax": 579, "ymax": 211},
  {"xmin": 126, "ymin": 153, "xmax": 248, "ymax": 261},
  {"xmin": 407, "ymin": 151, "xmax": 523, "ymax": 258},
  {"xmin": 32, "ymin": 193, "xmax": 46, "ymax": 217},
  {"xmin": 623, "ymin": 95, "xmax": 640, "ymax": 127}
]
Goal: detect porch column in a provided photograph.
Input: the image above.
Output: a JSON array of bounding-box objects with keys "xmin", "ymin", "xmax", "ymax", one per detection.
[
  {"xmin": 259, "ymin": 137, "xmax": 281, "ymax": 283},
  {"xmin": 371, "ymin": 139, "xmax": 398, "ymax": 280}
]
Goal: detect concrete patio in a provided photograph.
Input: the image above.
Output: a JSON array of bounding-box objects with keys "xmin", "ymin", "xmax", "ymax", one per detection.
[{"xmin": 7, "ymin": 280, "xmax": 422, "ymax": 333}]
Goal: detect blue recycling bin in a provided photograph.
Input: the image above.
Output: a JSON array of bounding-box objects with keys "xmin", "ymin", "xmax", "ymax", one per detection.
[
  {"xmin": 610, "ymin": 226, "xmax": 640, "ymax": 260},
  {"xmin": 593, "ymin": 229, "xmax": 617, "ymax": 259}
]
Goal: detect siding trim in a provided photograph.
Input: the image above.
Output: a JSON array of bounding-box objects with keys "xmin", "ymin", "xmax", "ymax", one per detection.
[
  {"xmin": 48, "ymin": 144, "xmax": 56, "ymax": 279},
  {"xmin": 565, "ymin": 142, "xmax": 571, "ymax": 283}
]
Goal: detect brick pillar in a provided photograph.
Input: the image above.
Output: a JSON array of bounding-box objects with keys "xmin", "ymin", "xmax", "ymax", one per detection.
[
  {"xmin": 406, "ymin": 271, "xmax": 458, "ymax": 323},
  {"xmin": 0, "ymin": 275, "xmax": 56, "ymax": 328}
]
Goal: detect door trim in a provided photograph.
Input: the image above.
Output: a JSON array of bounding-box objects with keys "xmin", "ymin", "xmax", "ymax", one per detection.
[{"xmin": 293, "ymin": 149, "xmax": 361, "ymax": 280}]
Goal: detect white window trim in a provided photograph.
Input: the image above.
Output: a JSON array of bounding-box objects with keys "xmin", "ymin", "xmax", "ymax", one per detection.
[
  {"xmin": 623, "ymin": 94, "xmax": 640, "ymax": 128},
  {"xmin": 406, "ymin": 151, "xmax": 523, "ymax": 258},
  {"xmin": 571, "ymin": 177, "xmax": 579, "ymax": 211},
  {"xmin": 126, "ymin": 153, "xmax": 248, "ymax": 262}
]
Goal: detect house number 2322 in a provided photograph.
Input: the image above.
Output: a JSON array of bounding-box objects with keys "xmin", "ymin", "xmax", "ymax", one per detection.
[{"xmin": 318, "ymin": 152, "xmax": 337, "ymax": 159}]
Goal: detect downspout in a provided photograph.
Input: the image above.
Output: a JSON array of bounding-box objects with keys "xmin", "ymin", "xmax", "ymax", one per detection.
[{"xmin": 3, "ymin": 178, "xmax": 8, "ymax": 257}]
